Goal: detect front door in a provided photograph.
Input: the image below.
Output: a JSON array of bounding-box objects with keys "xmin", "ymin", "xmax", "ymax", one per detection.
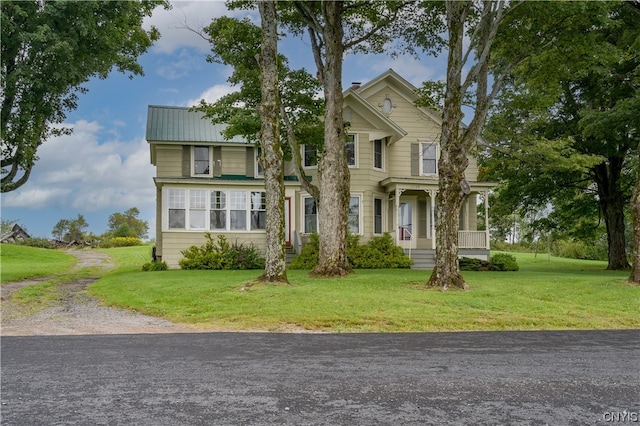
[{"xmin": 398, "ymin": 197, "xmax": 417, "ymax": 249}]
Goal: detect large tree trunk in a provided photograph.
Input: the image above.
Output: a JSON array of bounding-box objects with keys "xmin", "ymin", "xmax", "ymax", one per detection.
[
  {"xmin": 594, "ymin": 159, "xmax": 630, "ymax": 270},
  {"xmin": 629, "ymin": 149, "xmax": 640, "ymax": 283},
  {"xmin": 312, "ymin": 1, "xmax": 351, "ymax": 277},
  {"xmin": 427, "ymin": 1, "xmax": 467, "ymax": 290},
  {"xmin": 257, "ymin": 0, "xmax": 288, "ymax": 284}
]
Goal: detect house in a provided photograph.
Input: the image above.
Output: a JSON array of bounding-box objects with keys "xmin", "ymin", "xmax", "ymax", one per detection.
[
  {"xmin": 147, "ymin": 69, "xmax": 496, "ymax": 269},
  {"xmin": 0, "ymin": 224, "xmax": 31, "ymax": 244}
]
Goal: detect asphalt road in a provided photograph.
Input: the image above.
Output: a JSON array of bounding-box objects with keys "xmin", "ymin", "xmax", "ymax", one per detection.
[{"xmin": 1, "ymin": 330, "xmax": 638, "ymax": 425}]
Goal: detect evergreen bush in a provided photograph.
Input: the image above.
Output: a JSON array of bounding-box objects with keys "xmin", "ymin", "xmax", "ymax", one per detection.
[{"xmin": 489, "ymin": 253, "xmax": 519, "ymax": 271}]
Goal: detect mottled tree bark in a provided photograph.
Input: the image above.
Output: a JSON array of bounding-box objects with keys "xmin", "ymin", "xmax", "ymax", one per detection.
[
  {"xmin": 427, "ymin": 1, "xmax": 468, "ymax": 290},
  {"xmin": 629, "ymin": 147, "xmax": 640, "ymax": 283},
  {"xmin": 312, "ymin": 1, "xmax": 351, "ymax": 277},
  {"xmin": 256, "ymin": 0, "xmax": 288, "ymax": 284}
]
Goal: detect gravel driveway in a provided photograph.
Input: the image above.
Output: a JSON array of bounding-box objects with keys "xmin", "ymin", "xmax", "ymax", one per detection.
[{"xmin": 1, "ymin": 250, "xmax": 197, "ymax": 336}]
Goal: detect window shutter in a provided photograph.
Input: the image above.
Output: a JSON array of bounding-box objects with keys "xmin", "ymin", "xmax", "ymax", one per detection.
[
  {"xmin": 411, "ymin": 143, "xmax": 419, "ymax": 176},
  {"xmin": 212, "ymin": 146, "xmax": 222, "ymax": 177},
  {"xmin": 418, "ymin": 199, "xmax": 427, "ymax": 238},
  {"xmin": 182, "ymin": 146, "xmax": 190, "ymax": 177},
  {"xmin": 246, "ymin": 146, "xmax": 255, "ymax": 178}
]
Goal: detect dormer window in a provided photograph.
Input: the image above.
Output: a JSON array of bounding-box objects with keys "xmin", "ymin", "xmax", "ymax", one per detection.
[{"xmin": 193, "ymin": 146, "xmax": 211, "ymax": 176}]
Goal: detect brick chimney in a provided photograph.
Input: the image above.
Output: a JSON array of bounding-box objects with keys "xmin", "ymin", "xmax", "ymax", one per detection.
[{"xmin": 351, "ymin": 82, "xmax": 361, "ymax": 90}]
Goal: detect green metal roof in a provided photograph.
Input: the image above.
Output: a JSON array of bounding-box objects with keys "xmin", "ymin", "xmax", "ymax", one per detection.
[{"xmin": 146, "ymin": 105, "xmax": 249, "ymax": 143}]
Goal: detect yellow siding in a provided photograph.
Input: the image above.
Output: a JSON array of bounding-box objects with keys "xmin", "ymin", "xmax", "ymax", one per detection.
[
  {"xmin": 221, "ymin": 146, "xmax": 246, "ymax": 175},
  {"xmin": 161, "ymin": 231, "xmax": 267, "ymax": 269},
  {"xmin": 155, "ymin": 145, "xmax": 182, "ymax": 177}
]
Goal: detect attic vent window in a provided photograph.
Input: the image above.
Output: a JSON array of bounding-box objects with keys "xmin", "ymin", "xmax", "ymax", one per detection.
[{"xmin": 382, "ymin": 97, "xmax": 393, "ymax": 114}]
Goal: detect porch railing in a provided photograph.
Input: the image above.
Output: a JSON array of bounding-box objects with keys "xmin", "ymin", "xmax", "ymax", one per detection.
[{"xmin": 458, "ymin": 231, "xmax": 487, "ymax": 249}]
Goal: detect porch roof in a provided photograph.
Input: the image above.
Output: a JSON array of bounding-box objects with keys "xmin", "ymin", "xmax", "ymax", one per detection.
[{"xmin": 380, "ymin": 176, "xmax": 498, "ymax": 193}]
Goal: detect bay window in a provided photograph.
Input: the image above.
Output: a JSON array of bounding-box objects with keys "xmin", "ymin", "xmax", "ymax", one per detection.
[{"xmin": 164, "ymin": 188, "xmax": 266, "ymax": 232}]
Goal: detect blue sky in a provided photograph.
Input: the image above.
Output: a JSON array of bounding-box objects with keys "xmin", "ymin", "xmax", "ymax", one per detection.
[{"xmin": 1, "ymin": 1, "xmax": 446, "ymax": 240}]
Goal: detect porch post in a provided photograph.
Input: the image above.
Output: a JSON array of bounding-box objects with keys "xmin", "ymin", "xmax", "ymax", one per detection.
[
  {"xmin": 394, "ymin": 188, "xmax": 401, "ymax": 245},
  {"xmin": 429, "ymin": 189, "xmax": 436, "ymax": 250},
  {"xmin": 483, "ymin": 191, "xmax": 490, "ymax": 250}
]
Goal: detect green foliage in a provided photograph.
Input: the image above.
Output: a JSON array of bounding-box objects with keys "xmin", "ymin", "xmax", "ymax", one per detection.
[
  {"xmin": 459, "ymin": 254, "xmax": 519, "ymax": 272},
  {"xmin": 179, "ymin": 233, "xmax": 265, "ymax": 270},
  {"xmin": 1, "ymin": 0, "xmax": 168, "ymax": 192},
  {"xmin": 142, "ymin": 261, "xmax": 168, "ymax": 272},
  {"xmin": 290, "ymin": 233, "xmax": 412, "ymax": 270},
  {"xmin": 107, "ymin": 208, "xmax": 149, "ymax": 239},
  {"xmin": 103, "ymin": 236, "xmax": 143, "ymax": 248},
  {"xmin": 489, "ymin": 253, "xmax": 519, "ymax": 271},
  {"xmin": 552, "ymin": 239, "xmax": 608, "ymax": 262},
  {"xmin": 51, "ymin": 214, "xmax": 88, "ymax": 243},
  {"xmin": 289, "ymin": 233, "xmax": 319, "ymax": 270},
  {"xmin": 17, "ymin": 238, "xmax": 54, "ymax": 249}
]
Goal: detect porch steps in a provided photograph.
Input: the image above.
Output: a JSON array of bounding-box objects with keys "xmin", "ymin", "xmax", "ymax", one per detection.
[
  {"xmin": 404, "ymin": 249, "xmax": 435, "ymax": 270},
  {"xmin": 285, "ymin": 246, "xmax": 297, "ymax": 264}
]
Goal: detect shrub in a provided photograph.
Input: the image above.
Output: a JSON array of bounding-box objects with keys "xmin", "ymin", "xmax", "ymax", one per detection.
[
  {"xmin": 179, "ymin": 233, "xmax": 265, "ymax": 270},
  {"xmin": 289, "ymin": 232, "xmax": 412, "ymax": 269},
  {"xmin": 489, "ymin": 253, "xmax": 519, "ymax": 271},
  {"xmin": 100, "ymin": 236, "xmax": 142, "ymax": 248},
  {"xmin": 289, "ymin": 233, "xmax": 319, "ymax": 269},
  {"xmin": 459, "ymin": 257, "xmax": 489, "ymax": 271},
  {"xmin": 553, "ymin": 239, "xmax": 607, "ymax": 261},
  {"xmin": 17, "ymin": 238, "xmax": 54, "ymax": 249},
  {"xmin": 142, "ymin": 261, "xmax": 168, "ymax": 271},
  {"xmin": 459, "ymin": 254, "xmax": 519, "ymax": 272}
]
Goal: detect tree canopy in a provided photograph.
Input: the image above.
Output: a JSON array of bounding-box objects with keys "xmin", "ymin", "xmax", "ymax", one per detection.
[
  {"xmin": 107, "ymin": 207, "xmax": 149, "ymax": 239},
  {"xmin": 483, "ymin": 1, "xmax": 640, "ymax": 270},
  {"xmin": 1, "ymin": 0, "xmax": 168, "ymax": 192}
]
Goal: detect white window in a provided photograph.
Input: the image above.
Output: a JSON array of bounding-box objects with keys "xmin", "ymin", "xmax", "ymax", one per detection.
[
  {"xmin": 348, "ymin": 195, "xmax": 361, "ymax": 234},
  {"xmin": 346, "ymin": 134, "xmax": 357, "ymax": 167},
  {"xmin": 189, "ymin": 190, "xmax": 206, "ymax": 229},
  {"xmin": 303, "ymin": 145, "xmax": 318, "ymax": 167},
  {"xmin": 374, "ymin": 197, "xmax": 383, "ymax": 234},
  {"xmin": 303, "ymin": 197, "xmax": 318, "ymax": 233},
  {"xmin": 250, "ymin": 191, "xmax": 266, "ymax": 230},
  {"xmin": 210, "ymin": 191, "xmax": 226, "ymax": 230},
  {"xmin": 168, "ymin": 189, "xmax": 186, "ymax": 229},
  {"xmin": 420, "ymin": 142, "xmax": 438, "ymax": 175},
  {"xmin": 229, "ymin": 191, "xmax": 247, "ymax": 230},
  {"xmin": 255, "ymin": 147, "xmax": 264, "ymax": 178},
  {"xmin": 165, "ymin": 188, "xmax": 267, "ymax": 232},
  {"xmin": 373, "ymin": 139, "xmax": 384, "ymax": 170},
  {"xmin": 193, "ymin": 146, "xmax": 211, "ymax": 176}
]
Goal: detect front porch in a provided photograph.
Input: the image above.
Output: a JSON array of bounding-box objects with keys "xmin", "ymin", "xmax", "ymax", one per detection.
[{"xmin": 382, "ymin": 177, "xmax": 495, "ymax": 253}]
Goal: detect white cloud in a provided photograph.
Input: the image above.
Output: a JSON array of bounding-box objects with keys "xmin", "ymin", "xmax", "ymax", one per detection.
[
  {"xmin": 185, "ymin": 83, "xmax": 238, "ymax": 106},
  {"xmin": 145, "ymin": 1, "xmax": 259, "ymax": 55},
  {"xmin": 3, "ymin": 120, "xmax": 156, "ymax": 214}
]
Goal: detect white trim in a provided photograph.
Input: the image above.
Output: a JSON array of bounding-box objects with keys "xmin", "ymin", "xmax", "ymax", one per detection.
[
  {"xmin": 255, "ymin": 147, "xmax": 264, "ymax": 178},
  {"xmin": 418, "ymin": 140, "xmax": 438, "ymax": 176},
  {"xmin": 191, "ymin": 145, "xmax": 213, "ymax": 177},
  {"xmin": 348, "ymin": 194, "xmax": 363, "ymax": 235},
  {"xmin": 161, "ymin": 186, "xmax": 267, "ymax": 233},
  {"xmin": 302, "ymin": 144, "xmax": 318, "ymax": 169},
  {"xmin": 372, "ymin": 138, "xmax": 384, "ymax": 171},
  {"xmin": 373, "ymin": 194, "xmax": 385, "ymax": 235},
  {"xmin": 346, "ymin": 134, "xmax": 358, "ymax": 168}
]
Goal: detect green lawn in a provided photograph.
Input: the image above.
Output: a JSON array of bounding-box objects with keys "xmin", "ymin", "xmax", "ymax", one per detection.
[
  {"xmin": 0, "ymin": 244, "xmax": 77, "ymax": 282},
  {"xmin": 89, "ymin": 248, "xmax": 640, "ymax": 332}
]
